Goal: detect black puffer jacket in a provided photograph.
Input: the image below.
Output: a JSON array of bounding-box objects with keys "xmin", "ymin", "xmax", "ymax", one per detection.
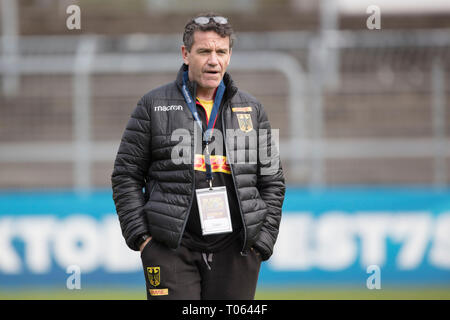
[{"xmin": 112, "ymin": 64, "xmax": 285, "ymax": 261}]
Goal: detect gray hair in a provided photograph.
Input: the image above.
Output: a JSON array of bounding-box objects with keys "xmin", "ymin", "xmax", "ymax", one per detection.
[{"xmin": 183, "ymin": 12, "xmax": 235, "ymax": 52}]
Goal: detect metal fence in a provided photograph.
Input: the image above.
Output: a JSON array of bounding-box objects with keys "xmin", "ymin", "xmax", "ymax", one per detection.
[{"xmin": 0, "ymin": 27, "xmax": 449, "ymax": 189}]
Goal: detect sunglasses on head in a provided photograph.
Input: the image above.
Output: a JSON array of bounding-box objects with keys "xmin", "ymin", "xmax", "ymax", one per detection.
[{"xmin": 194, "ymin": 16, "xmax": 228, "ymax": 25}]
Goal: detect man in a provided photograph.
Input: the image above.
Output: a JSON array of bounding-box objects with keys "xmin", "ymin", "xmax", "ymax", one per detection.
[{"xmin": 112, "ymin": 13, "xmax": 285, "ymax": 300}]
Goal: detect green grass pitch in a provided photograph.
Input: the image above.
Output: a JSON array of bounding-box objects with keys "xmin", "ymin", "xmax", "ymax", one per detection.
[{"xmin": 1, "ymin": 287, "xmax": 450, "ymax": 300}]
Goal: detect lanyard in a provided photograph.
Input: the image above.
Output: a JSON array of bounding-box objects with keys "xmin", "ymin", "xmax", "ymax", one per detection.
[{"xmin": 181, "ymin": 71, "xmax": 226, "ymax": 187}]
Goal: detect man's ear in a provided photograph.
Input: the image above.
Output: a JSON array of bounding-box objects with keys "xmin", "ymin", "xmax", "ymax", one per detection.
[{"xmin": 181, "ymin": 45, "xmax": 189, "ymax": 65}]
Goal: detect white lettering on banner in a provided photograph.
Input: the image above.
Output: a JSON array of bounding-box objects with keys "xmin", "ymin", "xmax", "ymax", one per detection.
[
  {"xmin": 0, "ymin": 218, "xmax": 21, "ymax": 274},
  {"xmin": 53, "ymin": 216, "xmax": 101, "ymax": 273},
  {"xmin": 389, "ymin": 213, "xmax": 431, "ymax": 270},
  {"xmin": 102, "ymin": 215, "xmax": 141, "ymax": 272},
  {"xmin": 429, "ymin": 212, "xmax": 450, "ymax": 268},
  {"xmin": 315, "ymin": 212, "xmax": 357, "ymax": 271},
  {"xmin": 355, "ymin": 213, "xmax": 391, "ymax": 267},
  {"xmin": 0, "ymin": 215, "xmax": 141, "ymax": 275},
  {"xmin": 1, "ymin": 212, "xmax": 450, "ymax": 275},
  {"xmin": 270, "ymin": 211, "xmax": 450, "ymax": 271},
  {"xmin": 269, "ymin": 213, "xmax": 314, "ymax": 270},
  {"xmin": 15, "ymin": 216, "xmax": 56, "ymax": 274}
]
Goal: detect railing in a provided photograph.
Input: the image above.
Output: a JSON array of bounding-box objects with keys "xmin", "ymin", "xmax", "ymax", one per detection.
[{"xmin": 0, "ymin": 29, "xmax": 449, "ymax": 189}]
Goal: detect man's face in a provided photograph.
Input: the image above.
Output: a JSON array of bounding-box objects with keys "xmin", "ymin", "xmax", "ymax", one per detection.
[{"xmin": 182, "ymin": 31, "xmax": 232, "ymax": 91}]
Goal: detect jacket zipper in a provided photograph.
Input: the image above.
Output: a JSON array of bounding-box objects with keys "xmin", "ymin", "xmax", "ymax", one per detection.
[
  {"xmin": 221, "ymin": 102, "xmax": 248, "ymax": 255},
  {"xmin": 177, "ymin": 82, "xmax": 197, "ymax": 248},
  {"xmin": 177, "ymin": 163, "xmax": 196, "ymax": 248},
  {"xmin": 176, "ymin": 82, "xmax": 247, "ymax": 253},
  {"xmin": 176, "ymin": 131, "xmax": 196, "ymax": 248}
]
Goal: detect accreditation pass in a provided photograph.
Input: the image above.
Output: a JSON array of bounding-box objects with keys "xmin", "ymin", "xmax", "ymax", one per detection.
[{"xmin": 195, "ymin": 186, "xmax": 233, "ymax": 236}]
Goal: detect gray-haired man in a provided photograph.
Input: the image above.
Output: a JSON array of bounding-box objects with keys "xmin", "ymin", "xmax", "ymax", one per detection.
[{"xmin": 112, "ymin": 12, "xmax": 285, "ymax": 300}]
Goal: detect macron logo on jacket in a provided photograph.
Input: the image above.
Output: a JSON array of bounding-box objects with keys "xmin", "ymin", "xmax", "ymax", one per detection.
[{"xmin": 154, "ymin": 105, "xmax": 183, "ymax": 112}]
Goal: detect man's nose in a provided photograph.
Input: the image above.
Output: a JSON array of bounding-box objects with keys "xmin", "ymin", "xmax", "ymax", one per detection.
[{"xmin": 207, "ymin": 52, "xmax": 219, "ymax": 65}]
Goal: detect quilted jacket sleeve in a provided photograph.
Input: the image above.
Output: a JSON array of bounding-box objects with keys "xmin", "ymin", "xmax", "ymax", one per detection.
[
  {"xmin": 111, "ymin": 97, "xmax": 152, "ymax": 251},
  {"xmin": 253, "ymin": 104, "xmax": 286, "ymax": 260}
]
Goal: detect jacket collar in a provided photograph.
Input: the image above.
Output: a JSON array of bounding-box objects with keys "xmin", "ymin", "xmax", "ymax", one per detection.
[{"xmin": 175, "ymin": 64, "xmax": 238, "ymax": 102}]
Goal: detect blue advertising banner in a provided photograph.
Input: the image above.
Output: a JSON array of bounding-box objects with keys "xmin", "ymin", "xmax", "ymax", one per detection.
[{"xmin": 0, "ymin": 187, "xmax": 449, "ymax": 289}]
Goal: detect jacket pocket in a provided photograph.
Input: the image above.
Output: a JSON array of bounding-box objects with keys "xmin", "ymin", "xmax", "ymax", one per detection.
[{"xmin": 140, "ymin": 238, "xmax": 154, "ymax": 258}]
